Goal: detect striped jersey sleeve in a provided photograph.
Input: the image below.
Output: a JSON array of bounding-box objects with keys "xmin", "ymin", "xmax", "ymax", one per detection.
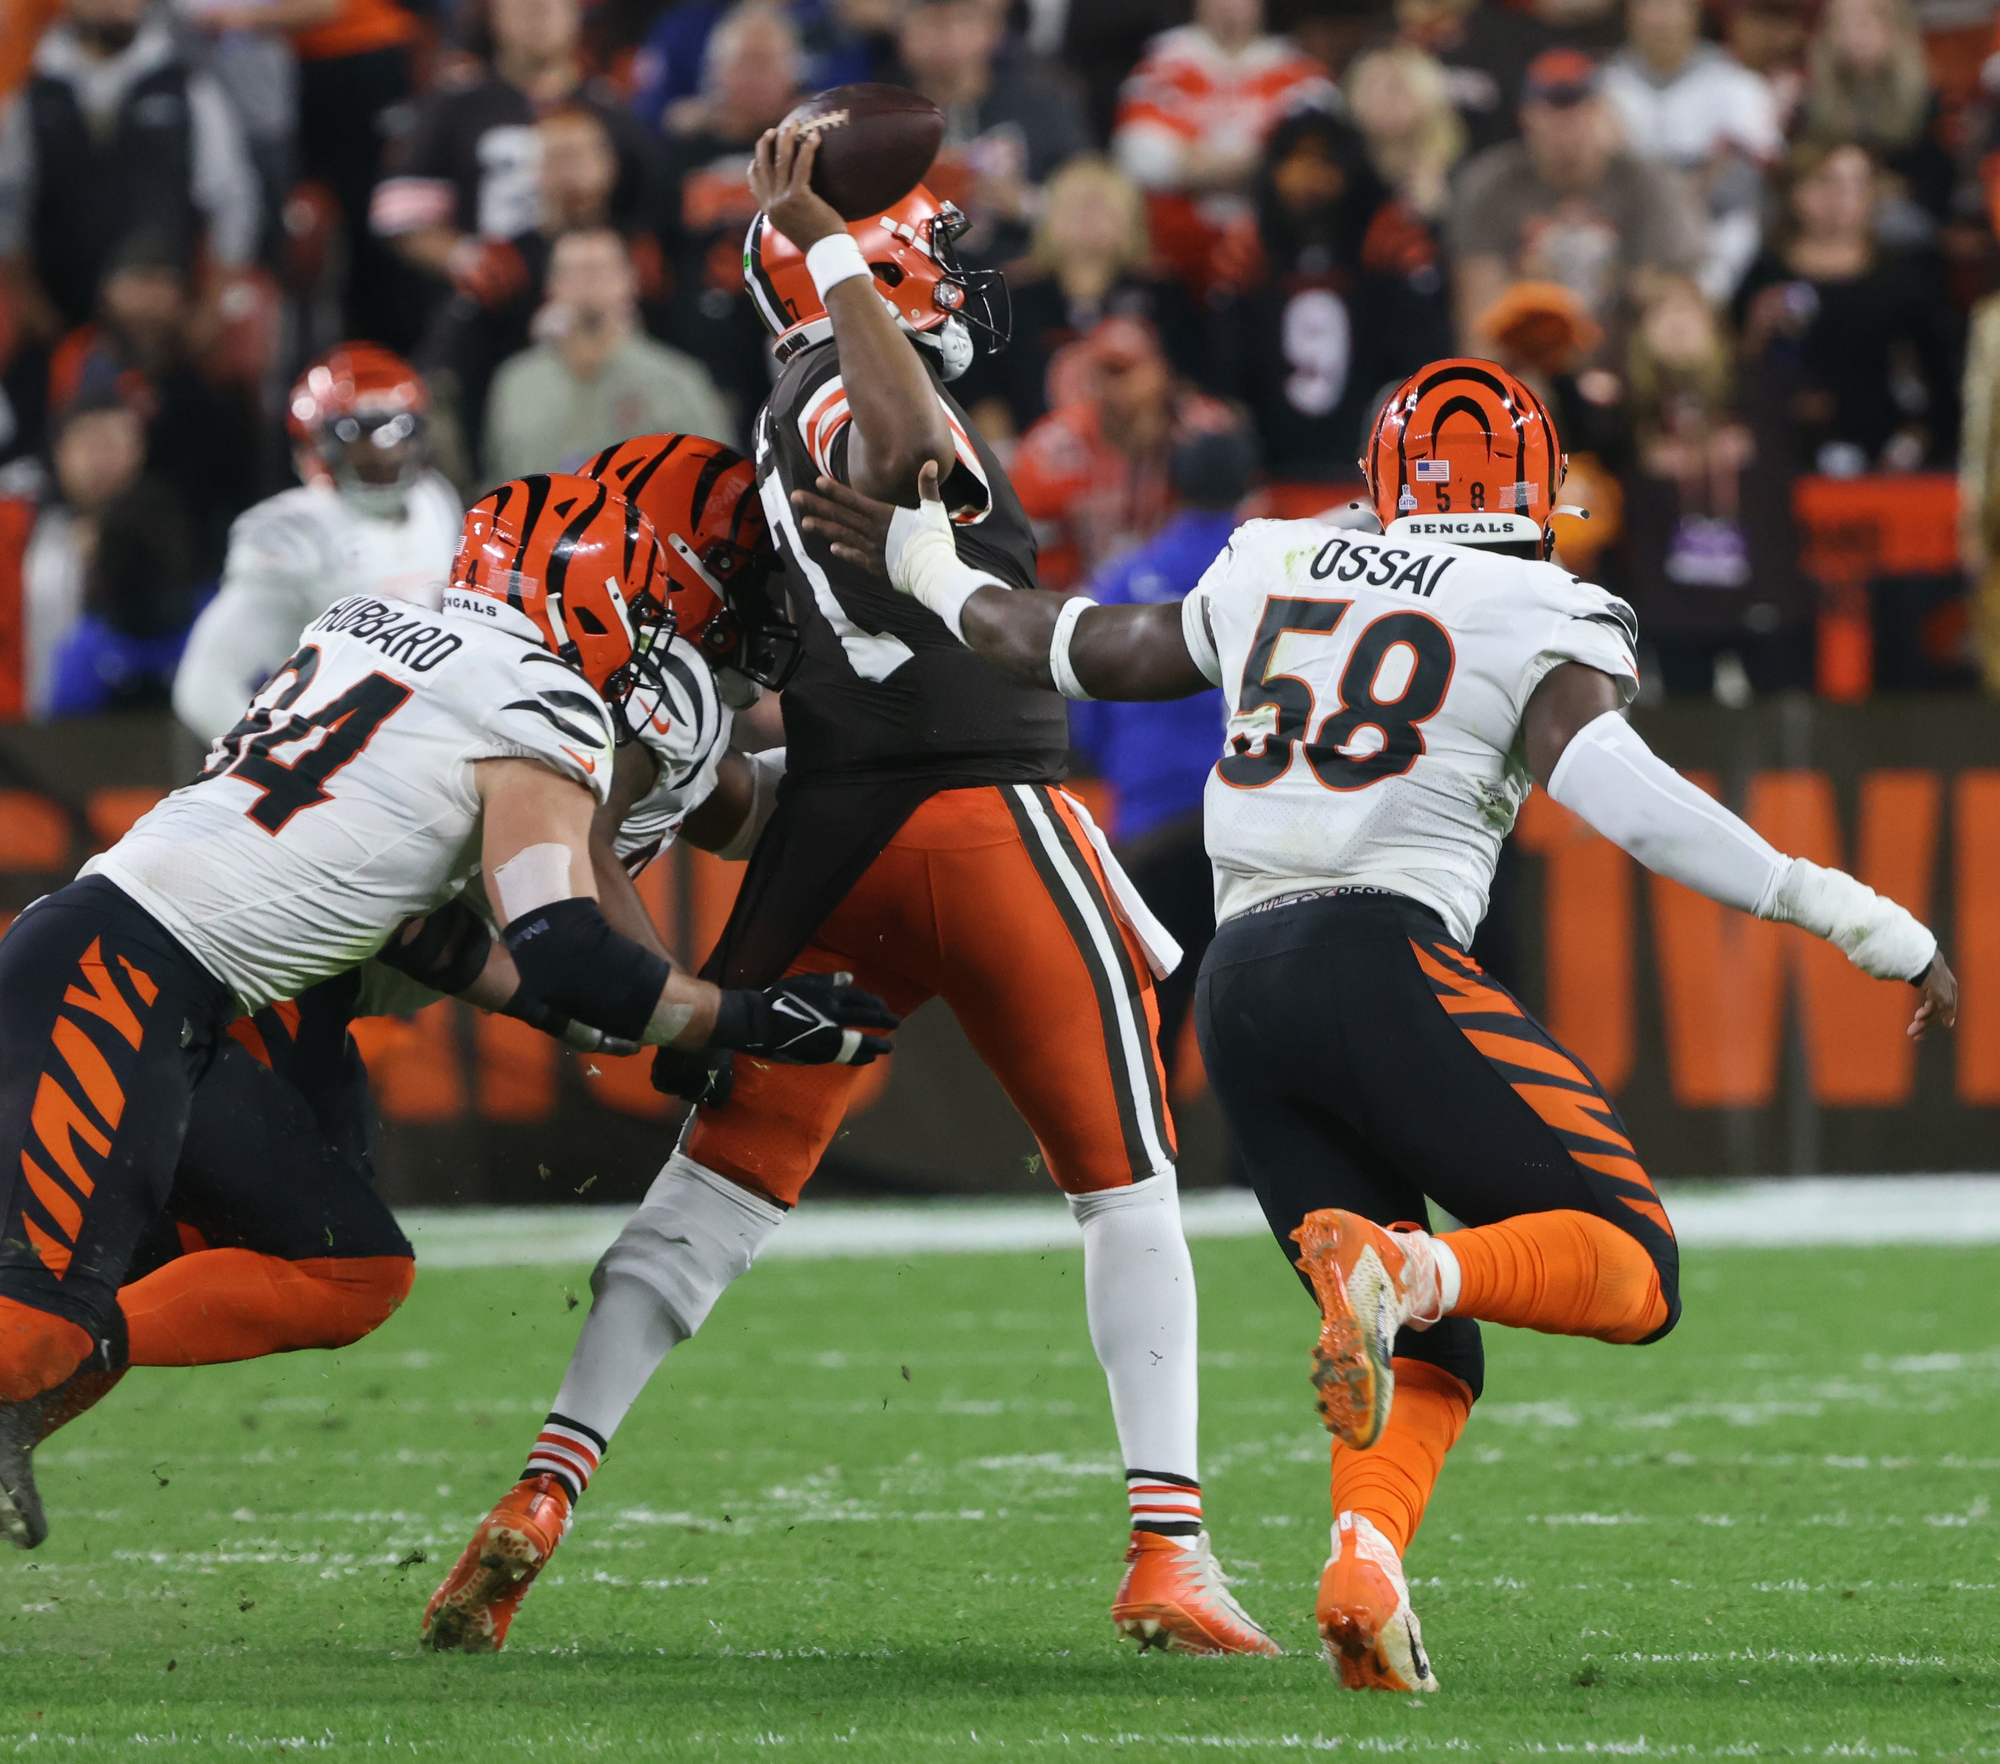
[
  {"xmin": 473, "ymin": 648, "xmax": 618, "ymax": 805},
  {"xmin": 615, "ymin": 634, "xmax": 732, "ymax": 869}
]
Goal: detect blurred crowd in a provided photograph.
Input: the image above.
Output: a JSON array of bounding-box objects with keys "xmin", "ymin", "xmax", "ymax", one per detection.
[{"xmin": 5, "ymin": 0, "xmax": 2000, "ymax": 724}]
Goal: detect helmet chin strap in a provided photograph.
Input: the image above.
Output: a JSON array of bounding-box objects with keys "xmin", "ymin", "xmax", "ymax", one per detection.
[{"xmin": 909, "ymin": 316, "xmax": 973, "ymax": 381}]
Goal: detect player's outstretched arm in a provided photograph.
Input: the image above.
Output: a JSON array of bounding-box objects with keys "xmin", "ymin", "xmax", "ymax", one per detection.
[
  {"xmin": 793, "ymin": 461, "xmax": 1211, "ymax": 700},
  {"xmin": 477, "ymin": 757, "xmax": 898, "ymax": 1063},
  {"xmin": 1524, "ymin": 663, "xmax": 1958, "ymax": 1039},
  {"xmin": 749, "ymin": 124, "xmax": 954, "ymax": 500}
]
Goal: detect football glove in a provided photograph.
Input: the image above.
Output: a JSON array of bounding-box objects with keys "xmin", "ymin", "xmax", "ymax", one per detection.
[
  {"xmin": 650, "ymin": 1043, "xmax": 735, "ymax": 1107},
  {"xmin": 710, "ymin": 971, "xmax": 898, "ymax": 1066}
]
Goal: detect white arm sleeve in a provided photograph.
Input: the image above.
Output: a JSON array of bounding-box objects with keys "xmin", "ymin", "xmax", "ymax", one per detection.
[
  {"xmin": 1548, "ymin": 712, "xmax": 1937, "ymax": 982},
  {"xmin": 1547, "ymin": 711, "xmax": 1788, "ymax": 915},
  {"xmin": 715, "ymin": 746, "xmax": 785, "ymax": 862}
]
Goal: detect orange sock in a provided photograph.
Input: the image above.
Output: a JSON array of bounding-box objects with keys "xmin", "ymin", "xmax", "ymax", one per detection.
[
  {"xmin": 0, "ymin": 1296, "xmax": 92, "ymax": 1401},
  {"xmin": 1330, "ymin": 1359, "xmax": 1473, "ymax": 1554},
  {"xmin": 1442, "ymin": 1210, "xmax": 1668, "ymax": 1344},
  {"xmin": 120, "ymin": 1252, "xmax": 415, "ymax": 1367}
]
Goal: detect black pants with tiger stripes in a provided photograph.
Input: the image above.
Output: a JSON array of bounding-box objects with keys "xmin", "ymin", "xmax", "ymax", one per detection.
[
  {"xmin": 0, "ymin": 878, "xmax": 238, "ymax": 1394},
  {"xmin": 1196, "ymin": 888, "xmax": 1681, "ymax": 1401}
]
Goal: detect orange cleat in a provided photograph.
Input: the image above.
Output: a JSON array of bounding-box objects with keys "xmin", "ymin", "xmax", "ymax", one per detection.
[
  {"xmin": 1111, "ymin": 1530, "xmax": 1282, "ymax": 1656},
  {"xmin": 1291, "ymin": 1211, "xmax": 1443, "ymax": 1450},
  {"xmin": 421, "ymin": 1474, "xmax": 572, "ymax": 1653},
  {"xmin": 1317, "ymin": 1511, "xmax": 1438, "ymax": 1692}
]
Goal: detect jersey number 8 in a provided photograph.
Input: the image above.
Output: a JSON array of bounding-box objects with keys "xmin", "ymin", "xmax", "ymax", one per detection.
[{"xmin": 1217, "ymin": 596, "xmax": 1456, "ymax": 793}]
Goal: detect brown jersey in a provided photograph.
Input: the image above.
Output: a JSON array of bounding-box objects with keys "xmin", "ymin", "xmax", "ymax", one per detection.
[{"xmin": 753, "ymin": 339, "xmax": 1069, "ymax": 785}]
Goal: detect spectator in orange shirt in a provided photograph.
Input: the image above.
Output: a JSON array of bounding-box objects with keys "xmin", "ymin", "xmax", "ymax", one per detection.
[
  {"xmin": 0, "ymin": 0, "xmax": 61, "ymax": 104},
  {"xmin": 191, "ymin": 0, "xmax": 422, "ymax": 346},
  {"xmin": 1009, "ymin": 315, "xmax": 1237, "ymax": 590},
  {"xmin": 1111, "ymin": 0, "xmax": 1332, "ymax": 293}
]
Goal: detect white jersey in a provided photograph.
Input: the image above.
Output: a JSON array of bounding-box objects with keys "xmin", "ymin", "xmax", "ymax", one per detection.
[
  {"xmin": 172, "ymin": 473, "xmax": 464, "ymax": 741},
  {"xmin": 1182, "ymin": 519, "xmax": 1639, "ymax": 947},
  {"xmin": 613, "ymin": 632, "xmax": 732, "ymax": 870},
  {"xmin": 87, "ymin": 592, "xmax": 615, "ymax": 1011}
]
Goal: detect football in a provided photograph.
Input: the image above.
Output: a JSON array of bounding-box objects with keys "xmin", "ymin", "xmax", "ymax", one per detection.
[{"xmin": 781, "ymin": 82, "xmax": 945, "ymax": 221}]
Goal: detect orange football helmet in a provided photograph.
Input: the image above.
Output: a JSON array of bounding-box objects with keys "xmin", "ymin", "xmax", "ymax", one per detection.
[
  {"xmin": 743, "ymin": 184, "xmax": 1008, "ymax": 378},
  {"xmin": 448, "ymin": 474, "xmax": 668, "ymax": 711},
  {"xmin": 288, "ymin": 343, "xmax": 430, "ymax": 507},
  {"xmin": 1363, "ymin": 360, "xmax": 1565, "ymax": 550},
  {"xmin": 582, "ymin": 433, "xmax": 801, "ymax": 689}
]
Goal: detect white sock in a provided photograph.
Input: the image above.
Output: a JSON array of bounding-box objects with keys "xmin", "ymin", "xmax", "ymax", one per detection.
[
  {"xmin": 530, "ymin": 1150, "xmax": 785, "ymax": 1500},
  {"xmin": 546, "ymin": 1273, "xmax": 688, "ymax": 1454},
  {"xmin": 1430, "ymin": 1235, "xmax": 1463, "ymax": 1315},
  {"xmin": 1068, "ymin": 1170, "xmax": 1201, "ymax": 1544}
]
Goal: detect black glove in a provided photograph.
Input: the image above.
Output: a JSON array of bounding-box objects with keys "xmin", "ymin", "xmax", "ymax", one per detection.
[
  {"xmin": 501, "ymin": 985, "xmax": 642, "ymax": 1057},
  {"xmin": 650, "ymin": 1043, "xmax": 735, "ymax": 1107},
  {"xmin": 710, "ymin": 971, "xmax": 899, "ymax": 1066}
]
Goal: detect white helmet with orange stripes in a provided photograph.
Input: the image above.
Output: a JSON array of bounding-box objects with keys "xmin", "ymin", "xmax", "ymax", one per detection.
[{"xmin": 742, "ymin": 184, "xmax": 1009, "ymax": 382}]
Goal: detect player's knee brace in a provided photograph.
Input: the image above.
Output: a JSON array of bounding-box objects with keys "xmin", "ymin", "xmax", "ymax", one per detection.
[{"xmin": 593, "ymin": 1151, "xmax": 785, "ymax": 1338}]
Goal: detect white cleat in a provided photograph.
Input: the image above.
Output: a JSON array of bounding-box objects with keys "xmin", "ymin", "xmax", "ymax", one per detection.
[{"xmin": 1316, "ymin": 1511, "xmax": 1439, "ymax": 1692}]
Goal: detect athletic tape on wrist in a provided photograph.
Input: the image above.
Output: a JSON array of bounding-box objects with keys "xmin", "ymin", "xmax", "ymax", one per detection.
[
  {"xmin": 885, "ymin": 501, "xmax": 1001, "ymax": 641},
  {"xmin": 805, "ymin": 233, "xmax": 870, "ymax": 301},
  {"xmin": 1048, "ymin": 596, "xmax": 1099, "ymax": 702}
]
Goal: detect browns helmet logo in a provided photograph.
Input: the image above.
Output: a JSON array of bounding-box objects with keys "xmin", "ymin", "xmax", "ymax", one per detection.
[{"xmin": 742, "ymin": 183, "xmax": 1009, "ymax": 375}]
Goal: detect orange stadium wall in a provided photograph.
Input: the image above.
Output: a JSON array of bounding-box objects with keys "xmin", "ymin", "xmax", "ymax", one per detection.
[{"xmin": 1, "ymin": 703, "xmax": 1997, "ymax": 1201}]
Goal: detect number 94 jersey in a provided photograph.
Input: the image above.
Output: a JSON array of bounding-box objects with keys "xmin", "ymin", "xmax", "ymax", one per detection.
[
  {"xmin": 83, "ymin": 594, "xmax": 616, "ymax": 1012},
  {"xmin": 1181, "ymin": 519, "xmax": 1639, "ymax": 947}
]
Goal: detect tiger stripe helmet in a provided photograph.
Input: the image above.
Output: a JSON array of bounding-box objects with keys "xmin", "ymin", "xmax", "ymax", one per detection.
[
  {"xmin": 447, "ymin": 473, "xmax": 668, "ymax": 712},
  {"xmin": 582, "ymin": 433, "xmax": 801, "ymax": 689},
  {"xmin": 1363, "ymin": 360, "xmax": 1566, "ymax": 550},
  {"xmin": 742, "ymin": 183, "xmax": 1008, "ymax": 377}
]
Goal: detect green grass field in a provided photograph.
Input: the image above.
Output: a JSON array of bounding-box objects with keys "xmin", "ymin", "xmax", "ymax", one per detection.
[{"xmin": 1, "ymin": 1234, "xmax": 1995, "ymax": 1758}]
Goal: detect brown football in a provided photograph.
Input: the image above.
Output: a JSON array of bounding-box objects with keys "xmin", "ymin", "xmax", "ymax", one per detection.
[{"xmin": 781, "ymin": 83, "xmax": 945, "ymax": 222}]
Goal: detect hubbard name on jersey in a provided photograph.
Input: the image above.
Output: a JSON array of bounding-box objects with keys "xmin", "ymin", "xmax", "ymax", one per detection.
[
  {"xmin": 1181, "ymin": 519, "xmax": 1639, "ymax": 946},
  {"xmin": 87, "ymin": 590, "xmax": 615, "ymax": 1012}
]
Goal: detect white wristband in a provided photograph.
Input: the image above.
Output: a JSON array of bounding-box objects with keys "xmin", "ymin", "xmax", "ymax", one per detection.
[
  {"xmin": 1049, "ymin": 596, "xmax": 1098, "ymax": 701},
  {"xmin": 805, "ymin": 232, "xmax": 870, "ymax": 301}
]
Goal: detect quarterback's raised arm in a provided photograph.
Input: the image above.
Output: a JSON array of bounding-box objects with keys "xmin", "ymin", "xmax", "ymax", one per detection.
[
  {"xmin": 749, "ymin": 125, "xmax": 954, "ymax": 499},
  {"xmin": 1522, "ymin": 663, "xmax": 1957, "ymax": 1039},
  {"xmin": 477, "ymin": 757, "xmax": 898, "ymax": 1065},
  {"xmin": 794, "ymin": 461, "xmax": 1213, "ymax": 699}
]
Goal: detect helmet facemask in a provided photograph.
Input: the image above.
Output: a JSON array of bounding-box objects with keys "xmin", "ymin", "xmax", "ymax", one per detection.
[
  {"xmin": 319, "ymin": 409, "xmax": 428, "ymax": 519},
  {"xmin": 667, "ymin": 528, "xmax": 804, "ymax": 693},
  {"xmin": 919, "ymin": 203, "xmax": 1009, "ymax": 362}
]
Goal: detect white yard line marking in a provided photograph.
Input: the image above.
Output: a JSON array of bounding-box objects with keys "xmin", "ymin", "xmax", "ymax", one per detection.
[{"xmin": 397, "ymin": 1175, "xmax": 2000, "ymax": 1270}]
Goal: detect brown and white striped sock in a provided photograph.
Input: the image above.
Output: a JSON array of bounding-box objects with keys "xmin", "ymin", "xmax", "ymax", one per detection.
[
  {"xmin": 523, "ymin": 1413, "xmax": 606, "ymax": 1505},
  {"xmin": 1127, "ymin": 1468, "xmax": 1202, "ymax": 1544}
]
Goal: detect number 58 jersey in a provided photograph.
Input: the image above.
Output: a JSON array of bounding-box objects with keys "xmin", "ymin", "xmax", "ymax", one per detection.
[
  {"xmin": 84, "ymin": 594, "xmax": 616, "ymax": 1012},
  {"xmin": 1181, "ymin": 519, "xmax": 1639, "ymax": 947}
]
